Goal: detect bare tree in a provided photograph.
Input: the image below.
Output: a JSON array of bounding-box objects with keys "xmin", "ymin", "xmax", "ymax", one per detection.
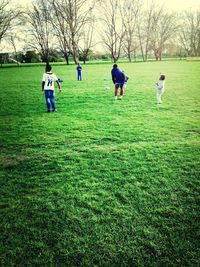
[
  {"xmin": 0, "ymin": 0, "xmax": 22, "ymax": 42},
  {"xmin": 50, "ymin": 0, "xmax": 95, "ymax": 64},
  {"xmin": 136, "ymin": 0, "xmax": 155, "ymax": 61},
  {"xmin": 78, "ymin": 16, "xmax": 96, "ymax": 64},
  {"xmin": 7, "ymin": 34, "xmax": 20, "ymax": 65},
  {"xmin": 121, "ymin": 0, "xmax": 141, "ymax": 62},
  {"xmin": 99, "ymin": 0, "xmax": 125, "ymax": 63},
  {"xmin": 49, "ymin": 0, "xmax": 71, "ymax": 64},
  {"xmin": 179, "ymin": 10, "xmax": 200, "ymax": 56},
  {"xmin": 24, "ymin": 0, "xmax": 53, "ymax": 63},
  {"xmin": 150, "ymin": 6, "xmax": 177, "ymax": 61}
]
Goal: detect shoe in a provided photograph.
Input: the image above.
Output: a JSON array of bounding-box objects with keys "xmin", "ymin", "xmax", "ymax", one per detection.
[
  {"xmin": 52, "ymin": 109, "xmax": 57, "ymax": 112},
  {"xmin": 118, "ymin": 96, "xmax": 123, "ymax": 99},
  {"xmin": 114, "ymin": 96, "xmax": 118, "ymax": 100},
  {"xmin": 47, "ymin": 110, "xmax": 50, "ymax": 112}
]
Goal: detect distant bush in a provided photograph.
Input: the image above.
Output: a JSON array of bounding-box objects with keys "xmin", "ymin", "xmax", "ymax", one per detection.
[{"xmin": 25, "ymin": 51, "xmax": 41, "ymax": 63}]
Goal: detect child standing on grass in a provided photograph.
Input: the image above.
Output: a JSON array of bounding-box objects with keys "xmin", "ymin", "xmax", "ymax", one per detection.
[
  {"xmin": 42, "ymin": 64, "xmax": 62, "ymax": 112},
  {"xmin": 155, "ymin": 73, "xmax": 166, "ymax": 104},
  {"xmin": 77, "ymin": 63, "xmax": 82, "ymax": 81}
]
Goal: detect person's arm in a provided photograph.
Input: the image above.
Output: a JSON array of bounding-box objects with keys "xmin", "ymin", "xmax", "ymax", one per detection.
[
  {"xmin": 42, "ymin": 73, "xmax": 45, "ymax": 91},
  {"xmin": 54, "ymin": 74, "xmax": 62, "ymax": 91},
  {"xmin": 56, "ymin": 80, "xmax": 62, "ymax": 92},
  {"xmin": 42, "ymin": 81, "xmax": 45, "ymax": 91},
  {"xmin": 122, "ymin": 72, "xmax": 126, "ymax": 82},
  {"xmin": 111, "ymin": 70, "xmax": 115, "ymax": 84}
]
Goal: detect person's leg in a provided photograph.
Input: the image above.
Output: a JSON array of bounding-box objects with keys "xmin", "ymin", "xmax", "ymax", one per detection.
[
  {"xmin": 77, "ymin": 71, "xmax": 81, "ymax": 80},
  {"xmin": 120, "ymin": 84, "xmax": 124, "ymax": 97},
  {"xmin": 45, "ymin": 90, "xmax": 51, "ymax": 112},
  {"xmin": 157, "ymin": 89, "xmax": 162, "ymax": 104},
  {"xmin": 50, "ymin": 90, "xmax": 56, "ymax": 111},
  {"xmin": 160, "ymin": 88, "xmax": 165, "ymax": 103},
  {"xmin": 115, "ymin": 84, "xmax": 119, "ymax": 98}
]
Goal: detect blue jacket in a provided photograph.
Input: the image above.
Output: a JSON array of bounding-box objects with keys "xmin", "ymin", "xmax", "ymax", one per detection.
[
  {"xmin": 111, "ymin": 67, "xmax": 126, "ymax": 84},
  {"xmin": 77, "ymin": 65, "xmax": 82, "ymax": 72}
]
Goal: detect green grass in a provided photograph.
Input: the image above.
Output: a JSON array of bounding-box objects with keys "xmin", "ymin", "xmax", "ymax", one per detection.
[{"xmin": 0, "ymin": 61, "xmax": 200, "ymax": 266}]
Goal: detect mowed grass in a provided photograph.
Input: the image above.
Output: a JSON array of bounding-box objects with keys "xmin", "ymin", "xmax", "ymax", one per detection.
[{"xmin": 0, "ymin": 60, "xmax": 200, "ymax": 266}]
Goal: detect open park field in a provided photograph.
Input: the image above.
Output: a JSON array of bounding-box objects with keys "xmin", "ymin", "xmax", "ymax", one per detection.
[{"xmin": 0, "ymin": 60, "xmax": 200, "ymax": 266}]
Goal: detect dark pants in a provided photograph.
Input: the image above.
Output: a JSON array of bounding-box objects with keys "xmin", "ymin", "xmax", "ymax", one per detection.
[{"xmin": 77, "ymin": 71, "xmax": 82, "ymax": 80}]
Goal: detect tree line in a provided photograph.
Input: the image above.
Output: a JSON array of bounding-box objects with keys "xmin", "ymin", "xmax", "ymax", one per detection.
[{"xmin": 0, "ymin": 0, "xmax": 200, "ymax": 64}]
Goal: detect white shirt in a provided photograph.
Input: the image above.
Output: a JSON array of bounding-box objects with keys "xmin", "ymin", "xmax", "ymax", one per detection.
[
  {"xmin": 42, "ymin": 72, "xmax": 58, "ymax": 90},
  {"xmin": 158, "ymin": 80, "xmax": 165, "ymax": 90}
]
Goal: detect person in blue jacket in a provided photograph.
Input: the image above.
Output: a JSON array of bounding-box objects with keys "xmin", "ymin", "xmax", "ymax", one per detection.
[
  {"xmin": 77, "ymin": 63, "xmax": 82, "ymax": 80},
  {"xmin": 111, "ymin": 64, "xmax": 126, "ymax": 99}
]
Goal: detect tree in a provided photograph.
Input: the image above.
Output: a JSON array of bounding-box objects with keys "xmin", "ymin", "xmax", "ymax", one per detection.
[
  {"xmin": 48, "ymin": 49, "xmax": 63, "ymax": 62},
  {"xmin": 24, "ymin": 50, "xmax": 41, "ymax": 63},
  {"xmin": 50, "ymin": 0, "xmax": 95, "ymax": 64},
  {"xmin": 179, "ymin": 10, "xmax": 200, "ymax": 56},
  {"xmin": 0, "ymin": 52, "xmax": 9, "ymax": 66},
  {"xmin": 49, "ymin": 0, "xmax": 71, "ymax": 65},
  {"xmin": 0, "ymin": 0, "xmax": 22, "ymax": 42},
  {"xmin": 136, "ymin": 0, "xmax": 155, "ymax": 61},
  {"xmin": 24, "ymin": 0, "xmax": 53, "ymax": 63},
  {"xmin": 150, "ymin": 6, "xmax": 177, "ymax": 61},
  {"xmin": 121, "ymin": 0, "xmax": 140, "ymax": 62},
  {"xmin": 78, "ymin": 16, "xmax": 95, "ymax": 64},
  {"xmin": 99, "ymin": 0, "xmax": 125, "ymax": 63},
  {"xmin": 7, "ymin": 34, "xmax": 20, "ymax": 65}
]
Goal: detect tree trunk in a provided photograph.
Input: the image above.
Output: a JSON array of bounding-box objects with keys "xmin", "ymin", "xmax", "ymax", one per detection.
[
  {"xmin": 64, "ymin": 52, "xmax": 69, "ymax": 65},
  {"xmin": 113, "ymin": 57, "xmax": 117, "ymax": 63},
  {"xmin": 72, "ymin": 42, "xmax": 78, "ymax": 64},
  {"xmin": 73, "ymin": 52, "xmax": 78, "ymax": 64},
  {"xmin": 144, "ymin": 46, "xmax": 148, "ymax": 61},
  {"xmin": 139, "ymin": 39, "xmax": 145, "ymax": 61},
  {"xmin": 155, "ymin": 52, "xmax": 159, "ymax": 61},
  {"xmin": 43, "ymin": 51, "xmax": 49, "ymax": 64},
  {"xmin": 133, "ymin": 50, "xmax": 136, "ymax": 61}
]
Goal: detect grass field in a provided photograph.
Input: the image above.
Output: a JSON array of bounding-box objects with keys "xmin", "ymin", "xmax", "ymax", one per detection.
[{"xmin": 0, "ymin": 60, "xmax": 200, "ymax": 266}]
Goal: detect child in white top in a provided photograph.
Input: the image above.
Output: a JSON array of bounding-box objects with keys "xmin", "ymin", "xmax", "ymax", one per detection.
[
  {"xmin": 155, "ymin": 74, "xmax": 166, "ymax": 104},
  {"xmin": 42, "ymin": 64, "xmax": 62, "ymax": 112}
]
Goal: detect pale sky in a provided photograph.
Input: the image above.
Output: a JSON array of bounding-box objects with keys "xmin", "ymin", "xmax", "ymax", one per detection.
[
  {"xmin": 11, "ymin": 0, "xmax": 200, "ymax": 11},
  {"xmin": 156, "ymin": 0, "xmax": 200, "ymax": 11},
  {"xmin": 1, "ymin": 0, "xmax": 199, "ymax": 52}
]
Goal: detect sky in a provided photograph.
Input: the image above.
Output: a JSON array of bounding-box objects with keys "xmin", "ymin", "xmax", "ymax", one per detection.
[
  {"xmin": 11, "ymin": 0, "xmax": 200, "ymax": 11},
  {"xmin": 1, "ymin": 0, "xmax": 199, "ymax": 53},
  {"xmin": 156, "ymin": 0, "xmax": 200, "ymax": 11}
]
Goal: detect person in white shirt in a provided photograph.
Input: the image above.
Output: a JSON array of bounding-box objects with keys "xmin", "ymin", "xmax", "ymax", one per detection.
[
  {"xmin": 155, "ymin": 74, "xmax": 166, "ymax": 104},
  {"xmin": 42, "ymin": 64, "xmax": 62, "ymax": 112}
]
